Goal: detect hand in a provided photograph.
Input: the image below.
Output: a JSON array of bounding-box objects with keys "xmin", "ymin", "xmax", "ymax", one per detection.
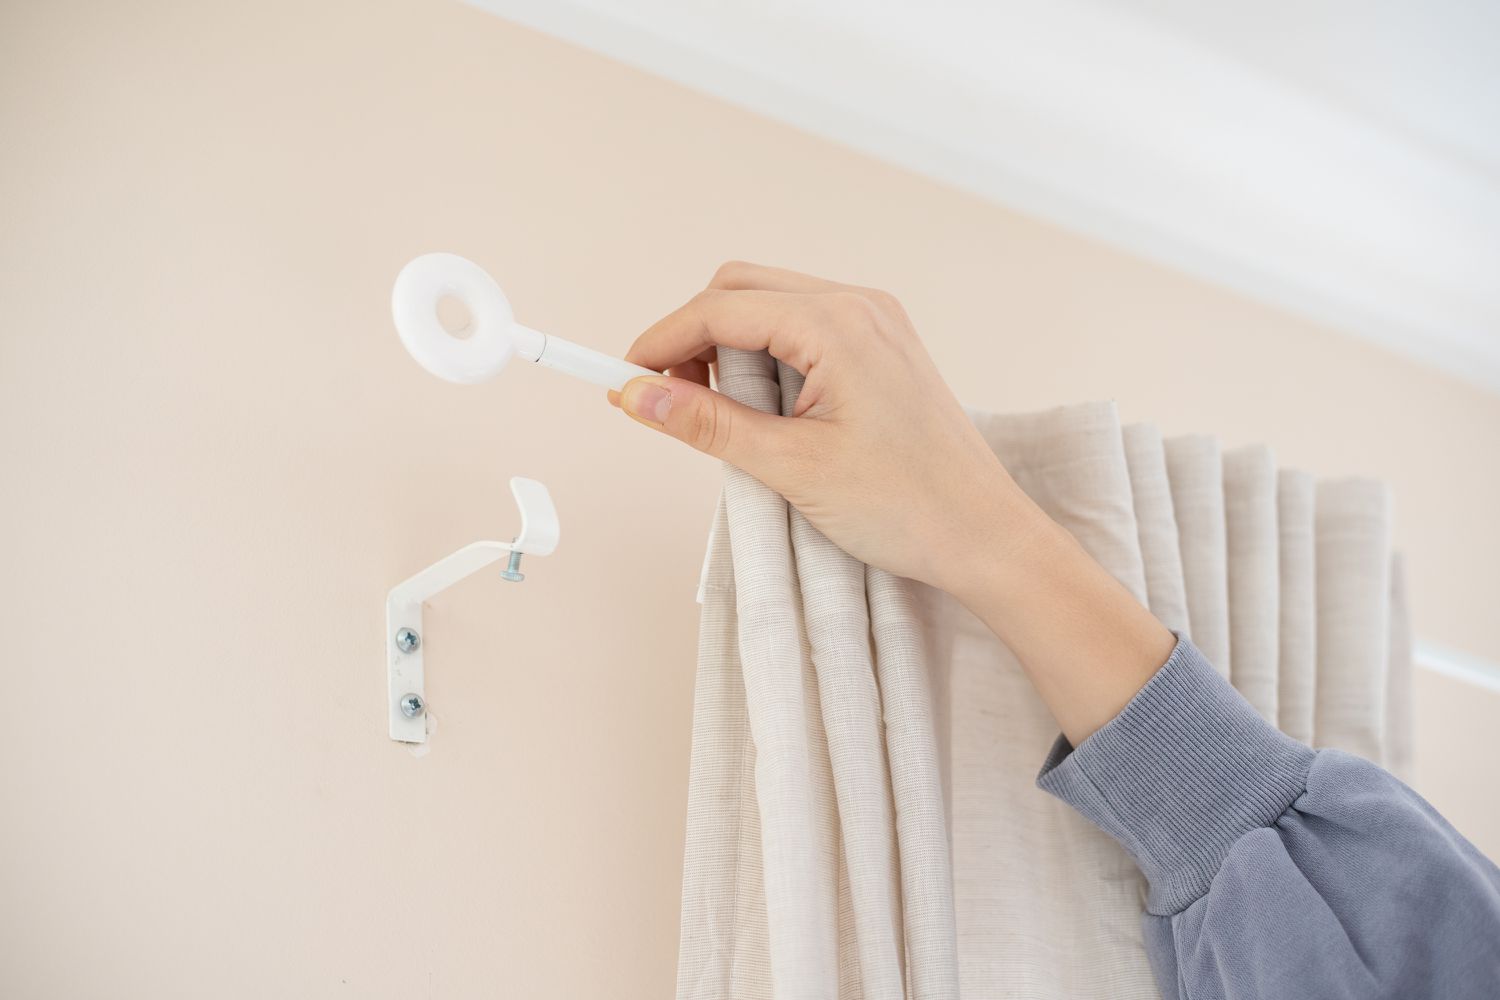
[
  {"xmin": 608, "ymin": 261, "xmax": 1035, "ymax": 599},
  {"xmin": 610, "ymin": 260, "xmax": 1176, "ymax": 745}
]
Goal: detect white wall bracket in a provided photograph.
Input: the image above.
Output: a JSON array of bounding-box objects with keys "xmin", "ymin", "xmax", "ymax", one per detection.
[{"xmin": 385, "ymin": 477, "xmax": 560, "ymax": 743}]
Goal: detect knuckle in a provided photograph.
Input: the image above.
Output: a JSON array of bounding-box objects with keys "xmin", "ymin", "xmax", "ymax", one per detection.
[
  {"xmin": 709, "ymin": 260, "xmax": 753, "ymax": 289},
  {"xmin": 829, "ymin": 290, "xmax": 880, "ymax": 326},
  {"xmin": 847, "ymin": 287, "xmax": 913, "ymax": 343},
  {"xmin": 830, "ymin": 290, "xmax": 867, "ymax": 313},
  {"xmin": 865, "ymin": 287, "xmax": 904, "ymax": 315},
  {"xmin": 686, "ymin": 287, "xmax": 724, "ymax": 320},
  {"xmin": 693, "ymin": 286, "xmax": 731, "ymax": 308}
]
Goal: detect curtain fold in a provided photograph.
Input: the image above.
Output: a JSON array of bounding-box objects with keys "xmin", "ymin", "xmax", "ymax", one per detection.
[
  {"xmin": 1224, "ymin": 444, "xmax": 1280, "ymax": 722},
  {"xmin": 1314, "ymin": 479, "xmax": 1393, "ymax": 762},
  {"xmin": 1385, "ymin": 554, "xmax": 1415, "ymax": 780},
  {"xmin": 1164, "ymin": 434, "xmax": 1232, "ymax": 675},
  {"xmin": 1276, "ymin": 470, "xmax": 1318, "ymax": 744},
  {"xmin": 940, "ymin": 401, "xmax": 1157, "ymax": 998},
  {"xmin": 679, "ymin": 349, "xmax": 958, "ymax": 1000},
  {"xmin": 680, "ymin": 349, "xmax": 1412, "ymax": 998},
  {"xmin": 1123, "ymin": 423, "xmax": 1190, "ymax": 635}
]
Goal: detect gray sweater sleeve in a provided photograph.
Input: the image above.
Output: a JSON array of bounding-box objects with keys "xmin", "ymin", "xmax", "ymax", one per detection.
[{"xmin": 1037, "ymin": 636, "xmax": 1500, "ymax": 999}]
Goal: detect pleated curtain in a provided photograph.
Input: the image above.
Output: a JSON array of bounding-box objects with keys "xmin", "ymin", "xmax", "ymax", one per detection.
[{"xmin": 679, "ymin": 348, "xmax": 1413, "ymax": 999}]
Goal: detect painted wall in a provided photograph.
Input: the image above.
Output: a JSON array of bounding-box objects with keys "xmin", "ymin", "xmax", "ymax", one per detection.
[{"xmin": 1, "ymin": 0, "xmax": 1496, "ymax": 995}]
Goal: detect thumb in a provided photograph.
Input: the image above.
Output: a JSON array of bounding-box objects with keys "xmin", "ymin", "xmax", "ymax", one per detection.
[{"xmin": 612, "ymin": 375, "xmax": 794, "ymax": 476}]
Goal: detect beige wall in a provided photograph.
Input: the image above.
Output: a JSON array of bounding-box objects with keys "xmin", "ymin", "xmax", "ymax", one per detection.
[{"xmin": 2, "ymin": 0, "xmax": 1497, "ymax": 995}]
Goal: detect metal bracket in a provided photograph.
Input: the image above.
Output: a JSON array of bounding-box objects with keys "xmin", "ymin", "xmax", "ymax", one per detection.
[{"xmin": 385, "ymin": 477, "xmax": 560, "ymax": 743}]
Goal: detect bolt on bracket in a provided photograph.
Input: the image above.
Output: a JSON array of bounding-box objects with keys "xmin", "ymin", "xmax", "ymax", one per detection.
[{"xmin": 385, "ymin": 477, "xmax": 560, "ymax": 744}]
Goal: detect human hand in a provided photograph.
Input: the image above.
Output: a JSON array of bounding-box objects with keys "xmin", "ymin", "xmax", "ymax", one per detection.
[
  {"xmin": 608, "ymin": 261, "xmax": 1038, "ymax": 598},
  {"xmin": 613, "ymin": 261, "xmax": 1174, "ymax": 743}
]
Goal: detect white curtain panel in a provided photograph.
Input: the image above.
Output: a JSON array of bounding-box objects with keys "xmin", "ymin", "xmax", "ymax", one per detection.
[
  {"xmin": 680, "ymin": 349, "xmax": 959, "ymax": 1000},
  {"xmin": 1276, "ymin": 470, "xmax": 1318, "ymax": 745},
  {"xmin": 680, "ymin": 349, "xmax": 1412, "ymax": 998},
  {"xmin": 1313, "ymin": 479, "xmax": 1393, "ymax": 762},
  {"xmin": 1122, "ymin": 423, "xmax": 1190, "ymax": 636},
  {"xmin": 1163, "ymin": 434, "xmax": 1232, "ymax": 678},
  {"xmin": 1224, "ymin": 444, "xmax": 1280, "ymax": 722},
  {"xmin": 1386, "ymin": 554, "xmax": 1415, "ymax": 780}
]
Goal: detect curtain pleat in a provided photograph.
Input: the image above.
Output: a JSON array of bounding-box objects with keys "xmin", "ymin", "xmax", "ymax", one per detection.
[
  {"xmin": 1164, "ymin": 435, "xmax": 1232, "ymax": 675},
  {"xmin": 679, "ymin": 491, "xmax": 774, "ymax": 999},
  {"xmin": 866, "ymin": 563, "xmax": 962, "ymax": 1000},
  {"xmin": 1385, "ymin": 554, "xmax": 1415, "ymax": 780},
  {"xmin": 1223, "ymin": 445, "xmax": 1280, "ymax": 722},
  {"xmin": 1276, "ymin": 470, "xmax": 1318, "ymax": 745},
  {"xmin": 725, "ymin": 349, "xmax": 839, "ymax": 998},
  {"xmin": 937, "ymin": 402, "xmax": 1156, "ymax": 999},
  {"xmin": 779, "ymin": 362, "xmax": 907, "ymax": 1000},
  {"xmin": 682, "ymin": 354, "xmax": 1410, "ymax": 998},
  {"xmin": 1313, "ymin": 479, "xmax": 1393, "ymax": 762},
  {"xmin": 1122, "ymin": 423, "xmax": 1191, "ymax": 634}
]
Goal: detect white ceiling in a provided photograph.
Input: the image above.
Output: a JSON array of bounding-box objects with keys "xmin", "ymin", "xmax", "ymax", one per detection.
[
  {"xmin": 1113, "ymin": 0, "xmax": 1500, "ymax": 178},
  {"xmin": 468, "ymin": 0, "xmax": 1500, "ymax": 391}
]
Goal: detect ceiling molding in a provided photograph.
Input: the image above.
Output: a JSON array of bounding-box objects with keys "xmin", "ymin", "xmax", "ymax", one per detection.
[{"xmin": 466, "ymin": 0, "xmax": 1500, "ymax": 393}]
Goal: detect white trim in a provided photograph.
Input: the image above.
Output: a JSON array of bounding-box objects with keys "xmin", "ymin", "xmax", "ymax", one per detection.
[
  {"xmin": 465, "ymin": 0, "xmax": 1500, "ymax": 393},
  {"xmin": 1415, "ymin": 641, "xmax": 1500, "ymax": 696}
]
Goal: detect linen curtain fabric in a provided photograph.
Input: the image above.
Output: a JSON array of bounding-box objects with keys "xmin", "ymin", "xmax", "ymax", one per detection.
[{"xmin": 679, "ymin": 348, "xmax": 1413, "ymax": 999}]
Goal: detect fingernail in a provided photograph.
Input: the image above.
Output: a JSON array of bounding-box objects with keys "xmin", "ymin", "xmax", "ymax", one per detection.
[{"xmin": 622, "ymin": 379, "xmax": 672, "ymax": 424}]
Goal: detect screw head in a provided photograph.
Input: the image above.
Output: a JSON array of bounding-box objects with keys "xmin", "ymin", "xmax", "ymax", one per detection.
[
  {"xmin": 499, "ymin": 549, "xmax": 525, "ymax": 583},
  {"xmin": 395, "ymin": 627, "xmax": 420, "ymax": 653},
  {"xmin": 399, "ymin": 693, "xmax": 425, "ymax": 718}
]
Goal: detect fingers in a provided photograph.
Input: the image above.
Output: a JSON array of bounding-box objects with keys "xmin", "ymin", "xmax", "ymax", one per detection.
[
  {"xmin": 611, "ymin": 375, "xmax": 812, "ymax": 482},
  {"xmin": 708, "ymin": 261, "xmax": 897, "ymax": 315},
  {"xmin": 669, "ymin": 353, "xmax": 714, "ymax": 389},
  {"xmin": 666, "ymin": 357, "xmax": 712, "ymax": 389},
  {"xmin": 623, "ymin": 260, "xmax": 900, "ymax": 375},
  {"xmin": 624, "ymin": 288, "xmax": 831, "ymax": 375},
  {"xmin": 707, "ymin": 260, "xmax": 848, "ymax": 294}
]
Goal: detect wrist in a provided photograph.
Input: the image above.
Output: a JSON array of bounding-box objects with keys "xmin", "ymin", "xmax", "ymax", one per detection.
[
  {"xmin": 935, "ymin": 471, "xmax": 1059, "ymax": 611},
  {"xmin": 944, "ymin": 483, "xmax": 1176, "ymax": 743}
]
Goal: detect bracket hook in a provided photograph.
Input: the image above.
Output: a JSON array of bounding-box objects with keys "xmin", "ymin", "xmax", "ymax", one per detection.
[{"xmin": 385, "ymin": 477, "xmax": 560, "ymax": 744}]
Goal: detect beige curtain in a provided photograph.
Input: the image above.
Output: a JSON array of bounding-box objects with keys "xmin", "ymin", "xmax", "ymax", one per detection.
[{"xmin": 679, "ymin": 348, "xmax": 1412, "ymax": 998}]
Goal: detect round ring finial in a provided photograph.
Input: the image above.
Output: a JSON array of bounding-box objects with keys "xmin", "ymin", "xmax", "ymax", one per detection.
[{"xmin": 391, "ymin": 253, "xmax": 515, "ymax": 384}]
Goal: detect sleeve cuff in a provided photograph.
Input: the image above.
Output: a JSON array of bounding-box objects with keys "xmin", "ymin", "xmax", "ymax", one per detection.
[{"xmin": 1037, "ymin": 635, "xmax": 1316, "ymax": 915}]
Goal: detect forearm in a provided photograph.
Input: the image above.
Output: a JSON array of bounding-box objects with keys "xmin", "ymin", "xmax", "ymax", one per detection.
[{"xmin": 942, "ymin": 475, "xmax": 1176, "ymax": 746}]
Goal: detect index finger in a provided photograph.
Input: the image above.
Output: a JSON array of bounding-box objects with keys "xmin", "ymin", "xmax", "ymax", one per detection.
[
  {"xmin": 624, "ymin": 288, "xmax": 831, "ymax": 375},
  {"xmin": 708, "ymin": 260, "xmax": 848, "ymax": 294}
]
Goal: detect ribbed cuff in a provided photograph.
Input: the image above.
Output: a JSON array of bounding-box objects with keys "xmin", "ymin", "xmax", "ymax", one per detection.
[{"xmin": 1037, "ymin": 635, "xmax": 1316, "ymax": 915}]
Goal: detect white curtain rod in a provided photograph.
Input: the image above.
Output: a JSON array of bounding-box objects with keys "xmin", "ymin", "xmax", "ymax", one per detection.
[{"xmin": 1416, "ymin": 641, "xmax": 1500, "ymax": 695}]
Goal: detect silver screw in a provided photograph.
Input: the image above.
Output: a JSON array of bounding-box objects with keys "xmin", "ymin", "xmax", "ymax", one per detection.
[
  {"xmin": 399, "ymin": 693, "xmax": 425, "ymax": 718},
  {"xmin": 395, "ymin": 627, "xmax": 421, "ymax": 653},
  {"xmin": 499, "ymin": 549, "xmax": 525, "ymax": 583}
]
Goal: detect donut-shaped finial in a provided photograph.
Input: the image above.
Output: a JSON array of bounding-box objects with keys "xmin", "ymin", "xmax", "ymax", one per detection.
[{"xmin": 391, "ymin": 253, "xmax": 514, "ymax": 384}]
